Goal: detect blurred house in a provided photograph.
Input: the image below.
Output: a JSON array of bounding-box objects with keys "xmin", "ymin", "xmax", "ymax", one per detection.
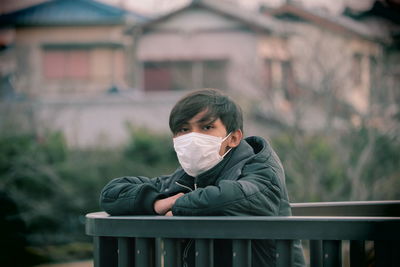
[
  {"xmin": 127, "ymin": 0, "xmax": 290, "ymax": 99},
  {"xmin": 262, "ymin": 2, "xmax": 389, "ymax": 117},
  {"xmin": 344, "ymin": 0, "xmax": 400, "ymax": 112},
  {"xmin": 0, "ymin": 0, "xmax": 146, "ymax": 98},
  {"xmin": 0, "ymin": 0, "xmax": 161, "ymax": 147}
]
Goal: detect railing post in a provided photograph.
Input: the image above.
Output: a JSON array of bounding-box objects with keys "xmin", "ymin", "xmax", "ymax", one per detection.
[
  {"xmin": 155, "ymin": 238, "xmax": 162, "ymax": 267},
  {"xmin": 232, "ymin": 239, "xmax": 251, "ymax": 267},
  {"xmin": 195, "ymin": 239, "xmax": 213, "ymax": 267},
  {"xmin": 135, "ymin": 238, "xmax": 154, "ymax": 267},
  {"xmin": 276, "ymin": 240, "xmax": 293, "ymax": 267},
  {"xmin": 118, "ymin": 237, "xmax": 134, "ymax": 267},
  {"xmin": 162, "ymin": 238, "xmax": 181, "ymax": 267},
  {"xmin": 350, "ymin": 240, "xmax": 365, "ymax": 267},
  {"xmin": 94, "ymin": 236, "xmax": 117, "ymax": 267},
  {"xmin": 375, "ymin": 240, "xmax": 400, "ymax": 267},
  {"xmin": 323, "ymin": 240, "xmax": 341, "ymax": 267},
  {"xmin": 310, "ymin": 240, "xmax": 323, "ymax": 267}
]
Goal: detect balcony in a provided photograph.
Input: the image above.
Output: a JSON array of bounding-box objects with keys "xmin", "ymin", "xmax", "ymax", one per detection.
[{"xmin": 86, "ymin": 200, "xmax": 400, "ymax": 267}]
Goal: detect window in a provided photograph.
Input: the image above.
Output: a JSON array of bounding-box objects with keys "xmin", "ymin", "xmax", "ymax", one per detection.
[
  {"xmin": 263, "ymin": 59, "xmax": 296, "ymax": 100},
  {"xmin": 263, "ymin": 59, "xmax": 273, "ymax": 91},
  {"xmin": 43, "ymin": 49, "xmax": 90, "ymax": 80},
  {"xmin": 143, "ymin": 62, "xmax": 172, "ymax": 91},
  {"xmin": 203, "ymin": 60, "xmax": 227, "ymax": 90},
  {"xmin": 282, "ymin": 61, "xmax": 297, "ymax": 100},
  {"xmin": 171, "ymin": 61, "xmax": 194, "ymax": 90},
  {"xmin": 369, "ymin": 56, "xmax": 378, "ymax": 89},
  {"xmin": 352, "ymin": 53, "xmax": 363, "ymax": 86},
  {"xmin": 143, "ymin": 60, "xmax": 227, "ymax": 92}
]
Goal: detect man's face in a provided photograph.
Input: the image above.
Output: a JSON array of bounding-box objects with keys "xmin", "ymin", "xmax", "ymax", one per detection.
[{"xmin": 174, "ymin": 110, "xmax": 230, "ymax": 156}]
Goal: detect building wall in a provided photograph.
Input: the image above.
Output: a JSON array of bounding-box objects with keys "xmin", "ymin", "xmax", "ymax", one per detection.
[
  {"xmin": 32, "ymin": 92, "xmax": 184, "ymax": 147},
  {"xmin": 12, "ymin": 25, "xmax": 131, "ymax": 97}
]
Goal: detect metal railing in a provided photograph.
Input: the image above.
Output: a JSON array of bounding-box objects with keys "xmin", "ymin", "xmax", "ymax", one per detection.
[{"xmin": 86, "ymin": 200, "xmax": 400, "ymax": 267}]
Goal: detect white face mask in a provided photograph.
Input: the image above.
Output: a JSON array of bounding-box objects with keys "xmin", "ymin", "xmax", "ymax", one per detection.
[{"xmin": 173, "ymin": 132, "xmax": 232, "ymax": 177}]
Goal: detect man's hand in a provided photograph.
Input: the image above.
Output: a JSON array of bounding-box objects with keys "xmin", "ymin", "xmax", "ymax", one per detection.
[
  {"xmin": 165, "ymin": 211, "xmax": 173, "ymax": 216},
  {"xmin": 154, "ymin": 193, "xmax": 184, "ymax": 215}
]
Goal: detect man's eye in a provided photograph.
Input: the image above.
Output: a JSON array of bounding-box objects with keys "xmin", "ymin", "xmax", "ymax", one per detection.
[
  {"xmin": 203, "ymin": 125, "xmax": 213, "ymax": 130},
  {"xmin": 179, "ymin": 128, "xmax": 189, "ymax": 133}
]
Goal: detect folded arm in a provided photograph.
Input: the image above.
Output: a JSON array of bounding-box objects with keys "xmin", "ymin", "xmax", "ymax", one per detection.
[{"xmin": 100, "ymin": 176, "xmax": 164, "ymax": 215}]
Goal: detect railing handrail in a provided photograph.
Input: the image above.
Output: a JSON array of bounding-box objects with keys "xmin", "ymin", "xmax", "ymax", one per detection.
[
  {"xmin": 86, "ymin": 212, "xmax": 400, "ymax": 240},
  {"xmin": 290, "ymin": 200, "xmax": 400, "ymax": 216},
  {"xmin": 291, "ymin": 200, "xmax": 400, "ymax": 206}
]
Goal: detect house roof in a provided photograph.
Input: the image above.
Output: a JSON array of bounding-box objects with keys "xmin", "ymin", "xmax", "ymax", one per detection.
[
  {"xmin": 266, "ymin": 3, "xmax": 389, "ymax": 43},
  {"xmin": 128, "ymin": 0, "xmax": 286, "ymax": 35},
  {"xmin": 0, "ymin": 0, "xmax": 148, "ymax": 27}
]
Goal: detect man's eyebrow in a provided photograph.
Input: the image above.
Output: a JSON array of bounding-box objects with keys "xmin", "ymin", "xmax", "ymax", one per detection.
[
  {"xmin": 178, "ymin": 122, "xmax": 189, "ymax": 127},
  {"xmin": 196, "ymin": 116, "xmax": 217, "ymax": 125}
]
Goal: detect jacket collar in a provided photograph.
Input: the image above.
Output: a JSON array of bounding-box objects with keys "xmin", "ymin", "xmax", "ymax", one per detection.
[
  {"xmin": 195, "ymin": 148, "xmax": 235, "ymax": 187},
  {"xmin": 196, "ymin": 136, "xmax": 266, "ymax": 187}
]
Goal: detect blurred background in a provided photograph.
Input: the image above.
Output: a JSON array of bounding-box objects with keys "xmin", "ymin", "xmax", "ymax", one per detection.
[{"xmin": 0, "ymin": 0, "xmax": 399, "ymax": 266}]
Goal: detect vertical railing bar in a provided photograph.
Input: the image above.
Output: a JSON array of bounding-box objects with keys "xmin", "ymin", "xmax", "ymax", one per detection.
[
  {"xmin": 176, "ymin": 239, "xmax": 183, "ymax": 267},
  {"xmin": 135, "ymin": 237, "xmax": 154, "ymax": 267},
  {"xmin": 195, "ymin": 239, "xmax": 214, "ymax": 267},
  {"xmin": 276, "ymin": 240, "xmax": 293, "ymax": 267},
  {"xmin": 375, "ymin": 240, "xmax": 386, "ymax": 267},
  {"xmin": 94, "ymin": 236, "xmax": 118, "ymax": 267},
  {"xmin": 350, "ymin": 240, "xmax": 365, "ymax": 267},
  {"xmin": 391, "ymin": 240, "xmax": 400, "ymax": 267},
  {"xmin": 310, "ymin": 240, "xmax": 322, "ymax": 267},
  {"xmin": 374, "ymin": 240, "xmax": 399, "ymax": 267},
  {"xmin": 154, "ymin": 238, "xmax": 162, "ymax": 267},
  {"xmin": 118, "ymin": 237, "xmax": 134, "ymax": 267},
  {"xmin": 323, "ymin": 240, "xmax": 342, "ymax": 267},
  {"xmin": 163, "ymin": 238, "xmax": 178, "ymax": 267},
  {"xmin": 208, "ymin": 239, "xmax": 214, "ymax": 267},
  {"xmin": 232, "ymin": 239, "xmax": 251, "ymax": 267}
]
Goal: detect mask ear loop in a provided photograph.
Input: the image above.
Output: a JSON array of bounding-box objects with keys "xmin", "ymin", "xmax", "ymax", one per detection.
[{"xmin": 221, "ymin": 132, "xmax": 233, "ymax": 158}]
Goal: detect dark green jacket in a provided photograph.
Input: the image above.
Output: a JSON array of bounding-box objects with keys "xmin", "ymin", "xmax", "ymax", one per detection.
[{"xmin": 100, "ymin": 136, "xmax": 305, "ymax": 267}]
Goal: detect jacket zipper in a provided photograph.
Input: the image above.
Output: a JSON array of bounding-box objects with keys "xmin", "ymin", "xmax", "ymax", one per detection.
[
  {"xmin": 175, "ymin": 181, "xmax": 195, "ymax": 266},
  {"xmin": 182, "ymin": 239, "xmax": 193, "ymax": 267},
  {"xmin": 175, "ymin": 181, "xmax": 193, "ymax": 192}
]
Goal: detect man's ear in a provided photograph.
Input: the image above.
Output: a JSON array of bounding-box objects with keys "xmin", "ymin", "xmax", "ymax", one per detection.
[{"xmin": 228, "ymin": 129, "xmax": 243, "ymax": 148}]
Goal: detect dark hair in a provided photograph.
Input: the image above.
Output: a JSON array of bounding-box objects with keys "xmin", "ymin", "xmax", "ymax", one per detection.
[{"xmin": 169, "ymin": 89, "xmax": 243, "ymax": 135}]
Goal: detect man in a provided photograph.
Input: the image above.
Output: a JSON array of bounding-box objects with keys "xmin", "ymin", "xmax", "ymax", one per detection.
[{"xmin": 100, "ymin": 89, "xmax": 305, "ymax": 266}]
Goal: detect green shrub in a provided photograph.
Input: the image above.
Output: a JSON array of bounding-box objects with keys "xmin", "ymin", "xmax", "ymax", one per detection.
[
  {"xmin": 271, "ymin": 129, "xmax": 400, "ymax": 202},
  {"xmin": 0, "ymin": 128, "xmax": 179, "ymax": 264},
  {"xmin": 271, "ymin": 133, "xmax": 346, "ymax": 202}
]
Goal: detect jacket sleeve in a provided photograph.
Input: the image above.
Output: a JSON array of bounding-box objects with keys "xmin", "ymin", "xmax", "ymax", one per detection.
[
  {"xmin": 99, "ymin": 176, "xmax": 164, "ymax": 215},
  {"xmin": 171, "ymin": 161, "xmax": 282, "ymax": 216}
]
